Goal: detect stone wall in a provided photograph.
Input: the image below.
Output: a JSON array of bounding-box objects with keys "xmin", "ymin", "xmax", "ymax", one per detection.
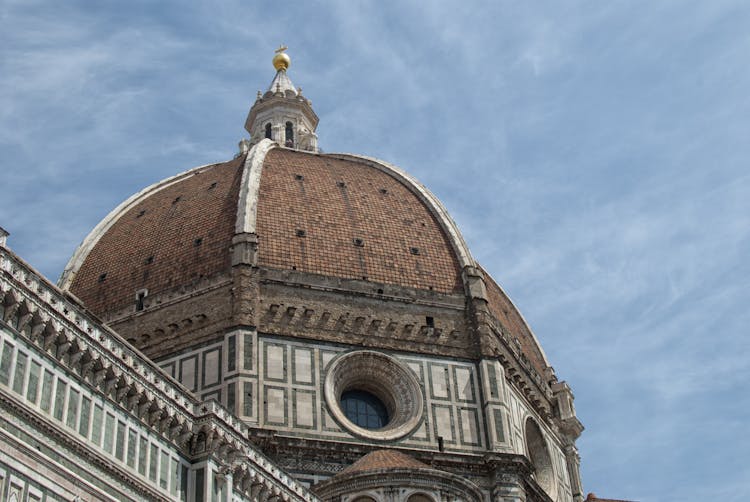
[{"xmin": 155, "ymin": 328, "xmax": 576, "ymax": 502}]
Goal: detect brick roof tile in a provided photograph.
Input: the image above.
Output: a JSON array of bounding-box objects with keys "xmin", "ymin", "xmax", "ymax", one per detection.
[
  {"xmin": 341, "ymin": 449, "xmax": 430, "ymax": 474},
  {"xmin": 256, "ymin": 149, "xmax": 463, "ymax": 294},
  {"xmin": 70, "ymin": 155, "xmax": 245, "ymax": 313}
]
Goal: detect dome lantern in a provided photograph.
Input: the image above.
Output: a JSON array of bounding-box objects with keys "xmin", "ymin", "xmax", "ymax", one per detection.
[{"xmin": 244, "ymin": 46, "xmax": 319, "ymax": 152}]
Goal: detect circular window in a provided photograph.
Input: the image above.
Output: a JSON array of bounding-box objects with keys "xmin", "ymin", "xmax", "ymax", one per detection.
[
  {"xmin": 324, "ymin": 350, "xmax": 424, "ymax": 441},
  {"xmin": 341, "ymin": 390, "xmax": 390, "ymax": 429}
]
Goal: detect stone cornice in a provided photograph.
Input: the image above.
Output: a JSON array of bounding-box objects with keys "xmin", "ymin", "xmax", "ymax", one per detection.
[
  {"xmin": 312, "ymin": 467, "xmax": 485, "ymax": 501},
  {"xmin": 246, "ymin": 95, "xmax": 319, "ymax": 135},
  {"xmin": 260, "ymin": 268, "xmax": 466, "ymax": 310},
  {"xmin": 0, "ymin": 245, "xmax": 316, "ymax": 502},
  {"xmin": 0, "ymin": 388, "xmax": 169, "ymax": 501}
]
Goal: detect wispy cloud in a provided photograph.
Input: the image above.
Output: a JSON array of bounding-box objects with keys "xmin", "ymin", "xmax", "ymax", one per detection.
[{"xmin": 1, "ymin": 1, "xmax": 749, "ymax": 501}]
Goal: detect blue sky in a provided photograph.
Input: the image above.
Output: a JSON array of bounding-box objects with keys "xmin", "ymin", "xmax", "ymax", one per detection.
[{"xmin": 2, "ymin": 1, "xmax": 749, "ymax": 500}]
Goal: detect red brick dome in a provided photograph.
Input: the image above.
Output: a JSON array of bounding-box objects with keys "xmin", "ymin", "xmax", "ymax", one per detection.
[
  {"xmin": 61, "ymin": 145, "xmax": 466, "ymax": 310},
  {"xmin": 59, "ymin": 141, "xmax": 549, "ymax": 376}
]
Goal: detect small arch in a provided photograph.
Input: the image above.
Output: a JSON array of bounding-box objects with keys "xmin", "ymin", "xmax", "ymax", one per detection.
[
  {"xmin": 525, "ymin": 417, "xmax": 555, "ymax": 495},
  {"xmin": 265, "ymin": 123, "xmax": 272, "ymax": 139},
  {"xmin": 351, "ymin": 497, "xmax": 377, "ymax": 502},
  {"xmin": 407, "ymin": 494, "xmax": 435, "ymax": 502},
  {"xmin": 11, "ymin": 300, "xmax": 32, "ymax": 331},
  {"xmin": 285, "ymin": 121, "xmax": 294, "ymax": 147}
]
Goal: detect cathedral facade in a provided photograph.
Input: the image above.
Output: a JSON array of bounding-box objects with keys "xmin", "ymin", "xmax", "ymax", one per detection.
[{"xmin": 0, "ymin": 49, "xmax": 585, "ymax": 501}]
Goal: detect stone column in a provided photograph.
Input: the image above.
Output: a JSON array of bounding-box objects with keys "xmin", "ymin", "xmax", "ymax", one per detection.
[
  {"xmin": 221, "ymin": 470, "xmax": 234, "ymax": 502},
  {"xmin": 564, "ymin": 444, "xmax": 584, "ymax": 502}
]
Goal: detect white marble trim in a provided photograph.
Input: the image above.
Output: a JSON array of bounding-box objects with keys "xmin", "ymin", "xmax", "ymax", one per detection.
[
  {"xmin": 235, "ymin": 139, "xmax": 277, "ymax": 234},
  {"xmin": 58, "ymin": 162, "xmax": 218, "ymax": 289}
]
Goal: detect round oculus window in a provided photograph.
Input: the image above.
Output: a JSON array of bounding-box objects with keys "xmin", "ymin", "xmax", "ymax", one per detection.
[
  {"xmin": 340, "ymin": 390, "xmax": 390, "ymax": 429},
  {"xmin": 324, "ymin": 350, "xmax": 424, "ymax": 441}
]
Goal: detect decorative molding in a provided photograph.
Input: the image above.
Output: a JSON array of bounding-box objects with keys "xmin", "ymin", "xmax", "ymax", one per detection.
[
  {"xmin": 1, "ymin": 246, "xmax": 315, "ymax": 501},
  {"xmin": 323, "ymin": 350, "xmax": 424, "ymax": 442},
  {"xmin": 236, "ymin": 138, "xmax": 277, "ymax": 235}
]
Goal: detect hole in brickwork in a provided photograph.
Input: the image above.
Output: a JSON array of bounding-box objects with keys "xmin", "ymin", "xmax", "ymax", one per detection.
[
  {"xmin": 194, "ymin": 238, "xmax": 203, "ymax": 247},
  {"xmin": 173, "ymin": 196, "xmax": 182, "ymax": 204},
  {"xmin": 208, "ymin": 182, "xmax": 217, "ymax": 190},
  {"xmin": 377, "ymin": 288, "xmax": 384, "ymax": 295},
  {"xmin": 295, "ymin": 174, "xmax": 304, "ymax": 181},
  {"xmin": 353, "ymin": 238, "xmax": 364, "ymax": 247},
  {"xmin": 410, "ymin": 247, "xmax": 420, "ymax": 255},
  {"xmin": 426, "ymin": 316, "xmax": 434, "ymax": 328},
  {"xmin": 296, "ymin": 229, "xmax": 306, "ymax": 237},
  {"xmin": 144, "ymin": 255, "xmax": 154, "ymax": 265},
  {"xmin": 379, "ymin": 188, "xmax": 388, "ymax": 194},
  {"xmin": 136, "ymin": 209, "xmax": 146, "ymax": 218},
  {"xmin": 135, "ymin": 290, "xmax": 147, "ymax": 312},
  {"xmin": 336, "ymin": 181, "xmax": 346, "ymax": 188},
  {"xmin": 292, "ymin": 266, "xmax": 297, "ymax": 270},
  {"xmin": 98, "ymin": 273, "xmax": 107, "ymax": 283}
]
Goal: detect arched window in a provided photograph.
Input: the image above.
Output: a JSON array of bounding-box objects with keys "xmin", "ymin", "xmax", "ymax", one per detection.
[
  {"xmin": 285, "ymin": 121, "xmax": 294, "ymax": 147},
  {"xmin": 525, "ymin": 418, "xmax": 555, "ymax": 495},
  {"xmin": 407, "ymin": 494, "xmax": 434, "ymax": 502},
  {"xmin": 351, "ymin": 497, "xmax": 377, "ymax": 502},
  {"xmin": 265, "ymin": 123, "xmax": 272, "ymax": 139}
]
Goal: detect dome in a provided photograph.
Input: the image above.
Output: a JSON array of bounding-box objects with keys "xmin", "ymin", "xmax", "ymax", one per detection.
[
  {"xmin": 312, "ymin": 449, "xmax": 485, "ymax": 501},
  {"xmin": 8, "ymin": 49, "xmax": 587, "ymax": 502},
  {"xmin": 336, "ymin": 449, "xmax": 431, "ymax": 473},
  {"xmin": 59, "ymin": 142, "xmax": 549, "ymax": 377},
  {"xmin": 58, "ymin": 50, "xmax": 566, "ymax": 445}
]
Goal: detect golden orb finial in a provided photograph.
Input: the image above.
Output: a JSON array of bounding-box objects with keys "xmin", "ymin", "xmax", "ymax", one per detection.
[{"xmin": 273, "ymin": 45, "xmax": 290, "ymax": 71}]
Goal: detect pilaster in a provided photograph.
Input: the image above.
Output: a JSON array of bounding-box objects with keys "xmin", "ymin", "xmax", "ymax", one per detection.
[
  {"xmin": 563, "ymin": 444, "xmax": 584, "ymax": 502},
  {"xmin": 231, "ymin": 233, "xmax": 260, "ymax": 328}
]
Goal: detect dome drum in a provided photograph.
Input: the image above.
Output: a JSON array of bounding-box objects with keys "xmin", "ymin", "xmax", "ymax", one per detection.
[{"xmin": 312, "ymin": 450, "xmax": 485, "ymax": 502}]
